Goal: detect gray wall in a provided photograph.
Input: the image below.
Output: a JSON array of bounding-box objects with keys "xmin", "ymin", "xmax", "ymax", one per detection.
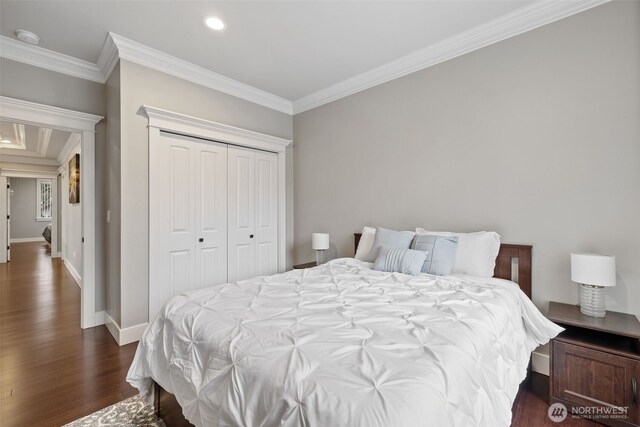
[
  {"xmin": 117, "ymin": 60, "xmax": 293, "ymax": 328},
  {"xmin": 9, "ymin": 178, "xmax": 45, "ymax": 239},
  {"xmin": 106, "ymin": 62, "xmax": 122, "ymax": 325},
  {"xmin": 61, "ymin": 144, "xmax": 83, "ymax": 279},
  {"xmin": 0, "ymin": 58, "xmax": 107, "ymax": 312},
  {"xmin": 57, "ymin": 175, "xmax": 62, "ymax": 252},
  {"xmin": 0, "ymin": 58, "xmax": 105, "ymax": 115},
  {"xmin": 293, "ymin": 1, "xmax": 640, "ymax": 316}
]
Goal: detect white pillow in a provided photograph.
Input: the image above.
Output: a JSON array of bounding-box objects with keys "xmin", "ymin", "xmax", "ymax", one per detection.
[
  {"xmin": 415, "ymin": 228, "xmax": 501, "ymax": 278},
  {"xmin": 354, "ymin": 226, "xmax": 376, "ymax": 261}
]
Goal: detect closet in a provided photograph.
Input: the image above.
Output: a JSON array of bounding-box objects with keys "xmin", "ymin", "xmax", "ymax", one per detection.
[
  {"xmin": 228, "ymin": 146, "xmax": 278, "ymax": 283},
  {"xmin": 149, "ymin": 131, "xmax": 278, "ymax": 320}
]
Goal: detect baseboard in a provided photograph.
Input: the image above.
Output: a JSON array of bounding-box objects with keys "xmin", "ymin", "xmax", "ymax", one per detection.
[
  {"xmin": 532, "ymin": 345, "xmax": 550, "ymax": 376},
  {"xmin": 105, "ymin": 313, "xmax": 148, "ymax": 346},
  {"xmin": 95, "ymin": 310, "xmax": 105, "ymax": 326},
  {"xmin": 10, "ymin": 237, "xmax": 45, "ymax": 243},
  {"xmin": 105, "ymin": 313, "xmax": 120, "ymax": 344},
  {"xmin": 121, "ymin": 322, "xmax": 148, "ymax": 345},
  {"xmin": 63, "ymin": 259, "xmax": 82, "ymax": 288}
]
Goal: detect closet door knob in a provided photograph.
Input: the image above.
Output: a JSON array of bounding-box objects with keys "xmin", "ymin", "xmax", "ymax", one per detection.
[
  {"xmin": 249, "ymin": 234, "xmax": 254, "ymax": 239},
  {"xmin": 198, "ymin": 238, "xmax": 204, "ymax": 243}
]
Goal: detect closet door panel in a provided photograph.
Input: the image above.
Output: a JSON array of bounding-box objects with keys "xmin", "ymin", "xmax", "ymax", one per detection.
[
  {"xmin": 168, "ymin": 145, "xmax": 196, "ymax": 296},
  {"xmin": 170, "ymin": 250, "xmax": 193, "ymax": 295},
  {"xmin": 195, "ymin": 142, "xmax": 228, "ymax": 288},
  {"xmin": 234, "ymin": 154, "xmax": 253, "ymax": 232},
  {"xmin": 228, "ymin": 146, "xmax": 255, "ymax": 282},
  {"xmin": 233, "ymin": 243, "xmax": 254, "ymax": 282},
  {"xmin": 254, "ymin": 151, "xmax": 278, "ymax": 277},
  {"xmin": 150, "ymin": 133, "xmax": 197, "ymax": 320}
]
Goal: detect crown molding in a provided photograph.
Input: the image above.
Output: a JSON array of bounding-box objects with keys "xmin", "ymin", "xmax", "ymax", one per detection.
[
  {"xmin": 0, "ymin": 32, "xmax": 292, "ymax": 115},
  {"xmin": 0, "ymin": 36, "xmax": 105, "ymax": 83},
  {"xmin": 138, "ymin": 105, "xmax": 292, "ymax": 153},
  {"xmin": 96, "ymin": 32, "xmax": 119, "ymax": 80},
  {"xmin": 0, "ymin": 1, "xmax": 609, "ymax": 116},
  {"xmin": 0, "ymin": 167, "xmax": 59, "ymax": 179},
  {"xmin": 37, "ymin": 127, "xmax": 52, "ymax": 157},
  {"xmin": 58, "ymin": 132, "xmax": 81, "ymax": 164},
  {"xmin": 3, "ymin": 123, "xmax": 27, "ymax": 151},
  {"xmin": 0, "ymin": 154, "xmax": 60, "ymax": 166},
  {"xmin": 107, "ymin": 33, "xmax": 293, "ymax": 115},
  {"xmin": 0, "ymin": 125, "xmax": 51, "ymax": 159},
  {"xmin": 292, "ymin": 0, "xmax": 610, "ymax": 114}
]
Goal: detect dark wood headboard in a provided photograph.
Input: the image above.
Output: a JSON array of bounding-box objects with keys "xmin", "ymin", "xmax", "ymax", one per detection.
[{"xmin": 354, "ymin": 233, "xmax": 532, "ymax": 298}]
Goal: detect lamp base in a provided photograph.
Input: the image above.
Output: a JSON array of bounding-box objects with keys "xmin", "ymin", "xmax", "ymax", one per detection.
[
  {"xmin": 579, "ymin": 284, "xmax": 606, "ymax": 317},
  {"xmin": 315, "ymin": 250, "xmax": 325, "ymax": 265}
]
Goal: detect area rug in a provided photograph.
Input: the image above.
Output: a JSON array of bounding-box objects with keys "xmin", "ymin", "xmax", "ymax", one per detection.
[{"xmin": 63, "ymin": 394, "xmax": 166, "ymax": 426}]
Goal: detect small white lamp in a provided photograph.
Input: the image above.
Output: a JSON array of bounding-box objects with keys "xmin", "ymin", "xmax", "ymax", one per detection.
[
  {"xmin": 571, "ymin": 253, "xmax": 616, "ymax": 318},
  {"xmin": 312, "ymin": 233, "xmax": 330, "ymax": 265}
]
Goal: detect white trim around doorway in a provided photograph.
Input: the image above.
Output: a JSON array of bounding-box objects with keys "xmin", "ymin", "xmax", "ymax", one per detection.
[
  {"xmin": 0, "ymin": 169, "xmax": 59, "ymax": 259},
  {"xmin": 0, "ymin": 96, "xmax": 103, "ymax": 329}
]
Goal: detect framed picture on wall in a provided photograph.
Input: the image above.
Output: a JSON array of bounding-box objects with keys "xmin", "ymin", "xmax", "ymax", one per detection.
[{"xmin": 69, "ymin": 153, "xmax": 80, "ymax": 204}]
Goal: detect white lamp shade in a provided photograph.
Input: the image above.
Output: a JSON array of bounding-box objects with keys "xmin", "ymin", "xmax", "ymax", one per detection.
[
  {"xmin": 312, "ymin": 233, "xmax": 330, "ymax": 250},
  {"xmin": 571, "ymin": 253, "xmax": 616, "ymax": 287}
]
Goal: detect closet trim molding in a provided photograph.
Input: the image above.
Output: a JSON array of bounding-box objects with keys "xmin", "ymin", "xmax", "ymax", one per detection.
[
  {"xmin": 138, "ymin": 105, "xmax": 292, "ymax": 275},
  {"xmin": 138, "ymin": 106, "xmax": 291, "ymax": 153}
]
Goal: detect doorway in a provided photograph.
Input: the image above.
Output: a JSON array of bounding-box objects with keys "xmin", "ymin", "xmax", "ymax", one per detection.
[
  {"xmin": 3, "ymin": 176, "xmax": 58, "ymax": 261},
  {"xmin": 0, "ymin": 96, "xmax": 102, "ymax": 329}
]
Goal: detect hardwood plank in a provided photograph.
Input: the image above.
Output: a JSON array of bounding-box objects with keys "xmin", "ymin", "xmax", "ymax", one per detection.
[
  {"xmin": 0, "ymin": 242, "xmax": 138, "ymax": 427},
  {"xmin": 511, "ymin": 372, "xmax": 598, "ymax": 426}
]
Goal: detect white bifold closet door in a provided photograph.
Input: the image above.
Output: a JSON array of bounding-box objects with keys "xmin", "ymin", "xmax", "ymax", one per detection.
[
  {"xmin": 149, "ymin": 132, "xmax": 228, "ymax": 320},
  {"xmin": 228, "ymin": 146, "xmax": 278, "ymax": 282}
]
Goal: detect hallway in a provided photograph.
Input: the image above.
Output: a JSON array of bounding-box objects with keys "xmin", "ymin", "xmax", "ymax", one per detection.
[{"xmin": 0, "ymin": 242, "xmax": 137, "ymax": 426}]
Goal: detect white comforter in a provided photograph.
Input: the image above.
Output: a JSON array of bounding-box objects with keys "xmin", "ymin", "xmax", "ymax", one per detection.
[{"xmin": 128, "ymin": 258, "xmax": 562, "ymax": 427}]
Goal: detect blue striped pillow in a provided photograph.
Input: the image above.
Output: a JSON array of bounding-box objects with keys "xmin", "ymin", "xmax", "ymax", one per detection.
[
  {"xmin": 364, "ymin": 227, "xmax": 416, "ymax": 262},
  {"xmin": 372, "ymin": 245, "xmax": 428, "ymax": 276}
]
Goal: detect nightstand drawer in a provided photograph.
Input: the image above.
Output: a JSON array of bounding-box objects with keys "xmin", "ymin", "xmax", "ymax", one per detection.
[{"xmin": 551, "ymin": 340, "xmax": 639, "ymax": 426}]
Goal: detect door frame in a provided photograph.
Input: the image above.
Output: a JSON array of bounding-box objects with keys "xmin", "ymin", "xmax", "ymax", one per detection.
[
  {"xmin": 0, "ymin": 171, "xmax": 59, "ymax": 262},
  {"xmin": 0, "ymin": 177, "xmax": 6, "ymax": 263},
  {"xmin": 0, "ymin": 96, "xmax": 103, "ymax": 329}
]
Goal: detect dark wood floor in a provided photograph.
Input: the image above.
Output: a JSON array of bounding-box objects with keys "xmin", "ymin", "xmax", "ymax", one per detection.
[
  {"xmin": 511, "ymin": 371, "xmax": 596, "ymax": 426},
  {"xmin": 0, "ymin": 242, "xmax": 138, "ymax": 427},
  {"xmin": 0, "ymin": 242, "xmax": 598, "ymax": 426}
]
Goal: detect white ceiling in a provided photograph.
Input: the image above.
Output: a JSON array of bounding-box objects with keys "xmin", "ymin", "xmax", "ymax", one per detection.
[
  {"xmin": 0, "ymin": 120, "xmax": 73, "ymax": 164},
  {"xmin": 0, "ymin": 0, "xmax": 542, "ymax": 101},
  {"xmin": 0, "ymin": 1, "xmax": 608, "ymax": 113}
]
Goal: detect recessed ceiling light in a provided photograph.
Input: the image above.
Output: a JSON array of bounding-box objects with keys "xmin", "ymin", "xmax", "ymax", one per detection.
[
  {"xmin": 15, "ymin": 29, "xmax": 40, "ymax": 45},
  {"xmin": 204, "ymin": 16, "xmax": 225, "ymax": 31}
]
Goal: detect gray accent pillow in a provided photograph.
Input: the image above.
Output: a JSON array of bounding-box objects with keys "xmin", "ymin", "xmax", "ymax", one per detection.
[
  {"xmin": 411, "ymin": 234, "xmax": 459, "ymax": 276},
  {"xmin": 364, "ymin": 227, "xmax": 416, "ymax": 262},
  {"xmin": 372, "ymin": 245, "xmax": 428, "ymax": 276}
]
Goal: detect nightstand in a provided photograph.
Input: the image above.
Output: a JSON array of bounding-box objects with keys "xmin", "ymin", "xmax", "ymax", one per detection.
[
  {"xmin": 293, "ymin": 262, "xmax": 317, "ymax": 269},
  {"xmin": 548, "ymin": 302, "xmax": 640, "ymax": 426}
]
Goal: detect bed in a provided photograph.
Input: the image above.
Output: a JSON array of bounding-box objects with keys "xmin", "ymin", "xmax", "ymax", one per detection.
[{"xmin": 127, "ymin": 233, "xmax": 562, "ymax": 427}]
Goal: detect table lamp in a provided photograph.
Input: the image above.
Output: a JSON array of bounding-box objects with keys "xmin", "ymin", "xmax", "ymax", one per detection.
[
  {"xmin": 571, "ymin": 253, "xmax": 616, "ymax": 318},
  {"xmin": 312, "ymin": 233, "xmax": 330, "ymax": 265}
]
